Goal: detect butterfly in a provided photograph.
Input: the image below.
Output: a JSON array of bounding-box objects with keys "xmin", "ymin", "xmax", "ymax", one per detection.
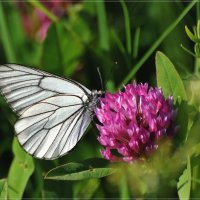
[{"xmin": 0, "ymin": 64, "xmax": 103, "ymax": 160}]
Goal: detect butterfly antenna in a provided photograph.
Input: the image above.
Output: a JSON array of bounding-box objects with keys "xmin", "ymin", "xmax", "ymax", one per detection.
[{"xmin": 97, "ymin": 67, "xmax": 104, "ymax": 91}]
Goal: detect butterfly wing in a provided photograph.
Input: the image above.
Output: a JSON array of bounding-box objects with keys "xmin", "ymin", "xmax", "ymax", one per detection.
[
  {"xmin": 0, "ymin": 64, "xmax": 92, "ymax": 159},
  {"xmin": 0, "ymin": 64, "xmax": 91, "ymax": 115},
  {"xmin": 15, "ymin": 95, "xmax": 92, "ymax": 159}
]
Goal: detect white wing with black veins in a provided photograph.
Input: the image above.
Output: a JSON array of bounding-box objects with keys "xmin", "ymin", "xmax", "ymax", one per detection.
[{"xmin": 0, "ymin": 64, "xmax": 93, "ymax": 159}]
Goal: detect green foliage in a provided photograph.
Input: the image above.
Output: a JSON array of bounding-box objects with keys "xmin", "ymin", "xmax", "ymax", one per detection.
[
  {"xmin": 119, "ymin": 174, "xmax": 130, "ymax": 199},
  {"xmin": 45, "ymin": 158, "xmax": 116, "ymax": 181},
  {"xmin": 120, "ymin": 0, "xmax": 131, "ymax": 55},
  {"xmin": 191, "ymin": 155, "xmax": 200, "ymax": 198},
  {"xmin": 27, "ymin": 1, "xmax": 58, "ymax": 22},
  {"xmin": 177, "ymin": 157, "xmax": 191, "ymax": 200},
  {"xmin": 41, "ymin": 24, "xmax": 64, "ymax": 74},
  {"xmin": 0, "ymin": 179, "xmax": 7, "ymax": 199},
  {"xmin": 0, "ymin": 2, "xmax": 16, "ymax": 62},
  {"xmin": 156, "ymin": 51, "xmax": 187, "ymax": 102},
  {"xmin": 119, "ymin": 0, "xmax": 196, "ymax": 88},
  {"xmin": 185, "ymin": 25, "xmax": 198, "ymax": 42},
  {"xmin": 96, "ymin": 1, "xmax": 109, "ymax": 51},
  {"xmin": 73, "ymin": 178, "xmax": 100, "ymax": 199},
  {"xmin": 0, "ymin": 0, "xmax": 200, "ymax": 199},
  {"xmin": 184, "ymin": 75, "xmax": 200, "ymax": 108},
  {"xmin": 7, "ymin": 139, "xmax": 34, "ymax": 199},
  {"xmin": 175, "ymin": 102, "xmax": 189, "ymax": 143}
]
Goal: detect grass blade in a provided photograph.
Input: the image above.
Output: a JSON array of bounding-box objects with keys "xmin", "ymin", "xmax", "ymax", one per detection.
[
  {"xmin": 0, "ymin": 2, "xmax": 16, "ymax": 62},
  {"xmin": 119, "ymin": 0, "xmax": 197, "ymax": 89},
  {"xmin": 96, "ymin": 1, "xmax": 109, "ymax": 51},
  {"xmin": 133, "ymin": 27, "xmax": 140, "ymax": 59},
  {"xmin": 197, "ymin": 0, "xmax": 200, "ymax": 20},
  {"xmin": 27, "ymin": 0, "xmax": 58, "ymax": 22},
  {"xmin": 119, "ymin": 174, "xmax": 130, "ymax": 199},
  {"xmin": 120, "ymin": 0, "xmax": 131, "ymax": 55},
  {"xmin": 177, "ymin": 156, "xmax": 191, "ymax": 200},
  {"xmin": 8, "ymin": 139, "xmax": 34, "ymax": 199}
]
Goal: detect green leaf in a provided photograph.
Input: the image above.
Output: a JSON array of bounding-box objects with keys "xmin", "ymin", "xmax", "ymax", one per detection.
[
  {"xmin": 185, "ymin": 25, "xmax": 198, "ymax": 42},
  {"xmin": 106, "ymin": 80, "xmax": 116, "ymax": 92},
  {"xmin": 41, "ymin": 19, "xmax": 88, "ymax": 76},
  {"xmin": 195, "ymin": 43, "xmax": 200, "ymax": 57},
  {"xmin": 0, "ymin": 2, "xmax": 16, "ymax": 62},
  {"xmin": 45, "ymin": 158, "xmax": 117, "ymax": 181},
  {"xmin": 8, "ymin": 139, "xmax": 35, "ymax": 199},
  {"xmin": 73, "ymin": 179, "xmax": 100, "ymax": 199},
  {"xmin": 184, "ymin": 75, "xmax": 200, "ymax": 108},
  {"xmin": 191, "ymin": 177, "xmax": 200, "ymax": 185},
  {"xmin": 177, "ymin": 157, "xmax": 191, "ymax": 200},
  {"xmin": 190, "ymin": 154, "xmax": 200, "ymax": 197},
  {"xmin": 156, "ymin": 51, "xmax": 187, "ymax": 102},
  {"xmin": 5, "ymin": 4, "xmax": 42, "ymax": 65},
  {"xmin": 120, "ymin": 0, "xmax": 131, "ymax": 55},
  {"xmin": 42, "ymin": 190, "xmax": 58, "ymax": 199},
  {"xmin": 119, "ymin": 174, "xmax": 130, "ymax": 199},
  {"xmin": 0, "ymin": 179, "xmax": 7, "ymax": 199},
  {"xmin": 96, "ymin": 1, "xmax": 109, "ymax": 51},
  {"xmin": 119, "ymin": 0, "xmax": 197, "ymax": 88},
  {"xmin": 28, "ymin": 0, "xmax": 58, "ymax": 22},
  {"xmin": 175, "ymin": 102, "xmax": 189, "ymax": 143},
  {"xmin": 180, "ymin": 44, "xmax": 196, "ymax": 57},
  {"xmin": 197, "ymin": 20, "xmax": 200, "ymax": 39},
  {"xmin": 41, "ymin": 24, "xmax": 64, "ymax": 74},
  {"xmin": 133, "ymin": 27, "xmax": 140, "ymax": 59},
  {"xmin": 111, "ymin": 29, "xmax": 126, "ymax": 54},
  {"xmin": 111, "ymin": 29, "xmax": 130, "ymax": 67},
  {"xmin": 187, "ymin": 113, "xmax": 200, "ymax": 152}
]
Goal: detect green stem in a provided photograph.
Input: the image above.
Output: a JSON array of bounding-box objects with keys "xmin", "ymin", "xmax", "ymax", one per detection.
[
  {"xmin": 133, "ymin": 27, "xmax": 140, "ymax": 59},
  {"xmin": 0, "ymin": 2, "xmax": 16, "ymax": 62},
  {"xmin": 191, "ymin": 177, "xmax": 200, "ymax": 184},
  {"xmin": 119, "ymin": 173, "xmax": 129, "ymax": 199},
  {"xmin": 197, "ymin": 0, "xmax": 200, "ymax": 20},
  {"xmin": 118, "ymin": 0, "xmax": 197, "ymax": 89},
  {"xmin": 120, "ymin": 0, "xmax": 131, "ymax": 55},
  {"xmin": 96, "ymin": 1, "xmax": 109, "ymax": 51},
  {"xmin": 28, "ymin": 0, "xmax": 58, "ymax": 22},
  {"xmin": 195, "ymin": 2, "xmax": 200, "ymax": 74},
  {"xmin": 194, "ymin": 57, "xmax": 200, "ymax": 75},
  {"xmin": 180, "ymin": 44, "xmax": 196, "ymax": 57},
  {"xmin": 111, "ymin": 29, "xmax": 131, "ymax": 67}
]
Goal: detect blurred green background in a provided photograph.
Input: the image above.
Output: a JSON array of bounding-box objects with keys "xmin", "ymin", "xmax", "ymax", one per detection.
[{"xmin": 0, "ymin": 0, "xmax": 198, "ymax": 199}]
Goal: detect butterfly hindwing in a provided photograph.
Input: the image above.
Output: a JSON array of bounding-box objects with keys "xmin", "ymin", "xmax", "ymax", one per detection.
[{"xmin": 15, "ymin": 95, "xmax": 91, "ymax": 159}]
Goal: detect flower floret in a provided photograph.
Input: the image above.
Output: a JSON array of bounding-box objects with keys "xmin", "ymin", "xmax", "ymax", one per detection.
[{"xmin": 95, "ymin": 83, "xmax": 176, "ymax": 162}]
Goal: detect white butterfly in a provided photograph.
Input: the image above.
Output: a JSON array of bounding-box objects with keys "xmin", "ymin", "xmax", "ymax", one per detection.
[{"xmin": 0, "ymin": 64, "xmax": 103, "ymax": 160}]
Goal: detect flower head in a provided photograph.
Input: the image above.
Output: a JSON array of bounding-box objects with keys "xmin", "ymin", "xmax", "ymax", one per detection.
[{"xmin": 95, "ymin": 83, "xmax": 176, "ymax": 162}]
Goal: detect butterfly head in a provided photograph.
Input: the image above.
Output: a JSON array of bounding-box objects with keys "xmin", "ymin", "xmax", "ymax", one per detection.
[{"xmin": 86, "ymin": 90, "xmax": 104, "ymax": 114}]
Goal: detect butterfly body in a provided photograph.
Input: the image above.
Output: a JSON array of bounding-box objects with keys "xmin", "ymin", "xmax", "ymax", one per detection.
[
  {"xmin": 87, "ymin": 90, "xmax": 103, "ymax": 113},
  {"xmin": 0, "ymin": 64, "xmax": 102, "ymax": 159}
]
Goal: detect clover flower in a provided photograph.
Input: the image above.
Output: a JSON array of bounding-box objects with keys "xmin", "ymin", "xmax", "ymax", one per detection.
[{"xmin": 95, "ymin": 83, "xmax": 176, "ymax": 162}]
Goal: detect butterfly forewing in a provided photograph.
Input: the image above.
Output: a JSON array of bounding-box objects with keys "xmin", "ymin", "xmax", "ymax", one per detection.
[
  {"xmin": 0, "ymin": 64, "xmax": 96, "ymax": 159},
  {"xmin": 0, "ymin": 64, "xmax": 91, "ymax": 115}
]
